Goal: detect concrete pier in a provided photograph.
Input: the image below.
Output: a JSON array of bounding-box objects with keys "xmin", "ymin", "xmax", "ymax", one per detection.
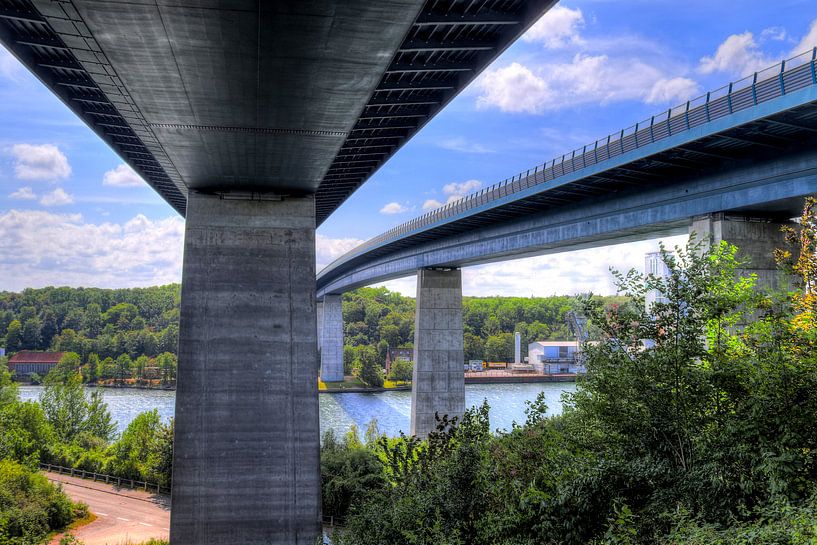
[
  {"xmin": 411, "ymin": 268, "xmax": 465, "ymax": 437},
  {"xmin": 320, "ymin": 294, "xmax": 344, "ymax": 382},
  {"xmin": 317, "ymin": 300, "xmax": 324, "ymax": 353},
  {"xmin": 690, "ymin": 213, "xmax": 792, "ymax": 291},
  {"xmin": 171, "ymin": 192, "xmax": 320, "ymax": 545}
]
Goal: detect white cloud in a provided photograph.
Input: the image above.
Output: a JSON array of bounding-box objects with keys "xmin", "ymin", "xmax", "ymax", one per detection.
[
  {"xmin": 316, "ymin": 233, "xmax": 364, "ymax": 271},
  {"xmin": 40, "ymin": 188, "xmax": 74, "ymax": 207},
  {"xmin": 11, "ymin": 143, "xmax": 71, "ymax": 181},
  {"xmin": 0, "ymin": 210, "xmax": 184, "ymax": 290},
  {"xmin": 523, "ymin": 5, "xmax": 585, "ymax": 48},
  {"xmin": 761, "ymin": 26, "xmax": 787, "ymax": 42},
  {"xmin": 373, "ymin": 235, "xmax": 690, "ymax": 298},
  {"xmin": 477, "ymin": 54, "xmax": 690, "ymax": 114},
  {"xmin": 443, "ymin": 179, "xmax": 482, "ymax": 198},
  {"xmin": 645, "ymin": 77, "xmax": 700, "ymax": 105},
  {"xmin": 792, "ymin": 18, "xmax": 817, "ymax": 55},
  {"xmin": 437, "ymin": 137, "xmax": 493, "ymax": 154},
  {"xmin": 422, "ymin": 199, "xmax": 443, "ymax": 211},
  {"xmin": 380, "ymin": 202, "xmax": 409, "ymax": 215},
  {"xmin": 9, "ymin": 186, "xmax": 37, "ymax": 200},
  {"xmin": 699, "ymin": 32, "xmax": 770, "ymax": 77},
  {"xmin": 103, "ymin": 164, "xmax": 144, "ymax": 187}
]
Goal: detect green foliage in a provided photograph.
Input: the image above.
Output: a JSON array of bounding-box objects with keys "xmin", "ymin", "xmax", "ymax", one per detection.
[
  {"xmin": 329, "ymin": 234, "xmax": 817, "ymax": 545},
  {"xmin": 40, "ymin": 375, "xmax": 115, "ymax": 443},
  {"xmin": 109, "ymin": 409, "xmax": 173, "ymax": 485},
  {"xmin": 484, "ymin": 332, "xmax": 514, "ymax": 362},
  {"xmin": 355, "ymin": 345, "xmax": 384, "ymax": 388},
  {"xmin": 387, "ymin": 358, "xmax": 413, "ymax": 383},
  {"xmin": 0, "ymin": 459, "xmax": 84, "ymax": 544}
]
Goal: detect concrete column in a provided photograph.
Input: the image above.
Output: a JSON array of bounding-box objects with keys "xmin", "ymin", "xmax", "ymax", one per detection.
[
  {"xmin": 171, "ymin": 192, "xmax": 320, "ymax": 545},
  {"xmin": 316, "ymin": 300, "xmax": 324, "ymax": 353},
  {"xmin": 690, "ymin": 213, "xmax": 792, "ymax": 291},
  {"xmin": 320, "ymin": 294, "xmax": 344, "ymax": 382},
  {"xmin": 411, "ymin": 268, "xmax": 465, "ymax": 437}
]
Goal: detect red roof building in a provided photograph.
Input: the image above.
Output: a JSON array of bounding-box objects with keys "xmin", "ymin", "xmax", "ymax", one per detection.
[{"xmin": 8, "ymin": 351, "xmax": 64, "ymax": 378}]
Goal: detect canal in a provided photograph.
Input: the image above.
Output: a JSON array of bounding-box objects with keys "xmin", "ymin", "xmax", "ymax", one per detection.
[{"xmin": 18, "ymin": 382, "xmax": 576, "ymax": 438}]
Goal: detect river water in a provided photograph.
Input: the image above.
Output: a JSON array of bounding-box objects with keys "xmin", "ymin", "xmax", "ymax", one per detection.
[{"xmin": 19, "ymin": 382, "xmax": 576, "ymax": 438}]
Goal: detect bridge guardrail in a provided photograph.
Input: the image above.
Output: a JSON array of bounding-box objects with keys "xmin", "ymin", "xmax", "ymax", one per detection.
[
  {"xmin": 321, "ymin": 47, "xmax": 817, "ymax": 277},
  {"xmin": 40, "ymin": 463, "xmax": 170, "ymax": 495}
]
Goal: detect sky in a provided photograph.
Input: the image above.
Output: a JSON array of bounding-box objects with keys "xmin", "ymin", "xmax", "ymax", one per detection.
[{"xmin": 1, "ymin": 1, "xmax": 816, "ymax": 297}]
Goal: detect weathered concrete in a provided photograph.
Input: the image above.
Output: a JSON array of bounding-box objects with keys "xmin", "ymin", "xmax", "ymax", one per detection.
[
  {"xmin": 690, "ymin": 213, "xmax": 793, "ymax": 291},
  {"xmin": 171, "ymin": 192, "xmax": 320, "ymax": 545},
  {"xmin": 411, "ymin": 268, "xmax": 465, "ymax": 437},
  {"xmin": 320, "ymin": 294, "xmax": 344, "ymax": 382},
  {"xmin": 317, "ymin": 300, "xmax": 324, "ymax": 353}
]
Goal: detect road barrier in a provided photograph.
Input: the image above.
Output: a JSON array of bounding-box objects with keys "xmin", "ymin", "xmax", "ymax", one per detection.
[{"xmin": 40, "ymin": 463, "xmax": 170, "ymax": 495}]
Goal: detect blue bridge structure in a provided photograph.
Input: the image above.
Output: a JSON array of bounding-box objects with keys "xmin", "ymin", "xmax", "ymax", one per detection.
[{"xmin": 316, "ymin": 49, "xmax": 817, "ymax": 439}]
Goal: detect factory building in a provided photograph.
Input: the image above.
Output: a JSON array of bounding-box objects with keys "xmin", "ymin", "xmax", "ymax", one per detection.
[
  {"xmin": 8, "ymin": 351, "xmax": 63, "ymax": 379},
  {"xmin": 528, "ymin": 341, "xmax": 583, "ymax": 374}
]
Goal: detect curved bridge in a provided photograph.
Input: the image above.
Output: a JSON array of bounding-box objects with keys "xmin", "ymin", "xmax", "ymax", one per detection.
[{"xmin": 317, "ymin": 49, "xmax": 817, "ymax": 297}]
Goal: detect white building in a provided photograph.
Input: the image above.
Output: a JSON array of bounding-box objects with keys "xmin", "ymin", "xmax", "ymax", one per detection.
[
  {"xmin": 644, "ymin": 251, "xmax": 671, "ymax": 311},
  {"xmin": 528, "ymin": 341, "xmax": 583, "ymax": 374}
]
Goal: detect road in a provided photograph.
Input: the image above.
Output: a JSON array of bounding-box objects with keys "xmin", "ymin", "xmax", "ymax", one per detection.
[{"xmin": 45, "ymin": 472, "xmax": 170, "ymax": 545}]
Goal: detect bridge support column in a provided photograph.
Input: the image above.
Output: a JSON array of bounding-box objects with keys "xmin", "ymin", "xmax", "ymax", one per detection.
[
  {"xmin": 171, "ymin": 191, "xmax": 320, "ymax": 545},
  {"xmin": 317, "ymin": 300, "xmax": 324, "ymax": 353},
  {"xmin": 411, "ymin": 268, "xmax": 465, "ymax": 437},
  {"xmin": 691, "ymin": 213, "xmax": 792, "ymax": 291},
  {"xmin": 320, "ymin": 294, "xmax": 344, "ymax": 382}
]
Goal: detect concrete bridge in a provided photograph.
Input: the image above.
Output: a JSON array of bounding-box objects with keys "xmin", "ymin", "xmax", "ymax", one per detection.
[
  {"xmin": 0, "ymin": 0, "xmax": 556, "ymax": 542},
  {"xmin": 316, "ymin": 49, "xmax": 817, "ymax": 438}
]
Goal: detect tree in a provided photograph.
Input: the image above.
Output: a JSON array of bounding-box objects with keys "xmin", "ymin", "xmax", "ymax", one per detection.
[
  {"xmin": 5, "ymin": 319, "xmax": 22, "ymax": 352},
  {"xmin": 0, "ymin": 366, "xmax": 18, "ymax": 406},
  {"xmin": 155, "ymin": 352, "xmax": 177, "ymax": 383},
  {"xmin": 463, "ymin": 332, "xmax": 484, "ymax": 362},
  {"xmin": 356, "ymin": 345, "xmax": 384, "ymax": 388},
  {"xmin": 387, "ymin": 358, "xmax": 413, "ymax": 383},
  {"xmin": 114, "ymin": 354, "xmax": 132, "ymax": 383},
  {"xmin": 484, "ymin": 332, "xmax": 514, "ymax": 362},
  {"xmin": 40, "ymin": 374, "xmax": 90, "ymax": 442}
]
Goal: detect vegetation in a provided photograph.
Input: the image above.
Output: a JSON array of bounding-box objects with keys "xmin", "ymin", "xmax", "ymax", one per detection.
[
  {"xmin": 0, "ymin": 457, "xmax": 86, "ymax": 544},
  {"xmin": 322, "ymin": 202, "xmax": 817, "ymax": 545}
]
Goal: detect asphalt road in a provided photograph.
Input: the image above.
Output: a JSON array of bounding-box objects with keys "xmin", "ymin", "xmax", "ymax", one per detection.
[{"xmin": 45, "ymin": 472, "xmax": 170, "ymax": 545}]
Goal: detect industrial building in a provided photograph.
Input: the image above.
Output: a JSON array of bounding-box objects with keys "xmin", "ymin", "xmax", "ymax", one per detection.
[
  {"xmin": 8, "ymin": 351, "xmax": 63, "ymax": 379},
  {"xmin": 528, "ymin": 341, "xmax": 583, "ymax": 374}
]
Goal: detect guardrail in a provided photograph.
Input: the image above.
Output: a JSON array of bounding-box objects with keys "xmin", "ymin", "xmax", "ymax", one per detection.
[
  {"xmin": 41, "ymin": 463, "xmax": 170, "ymax": 495},
  {"xmin": 321, "ymin": 47, "xmax": 817, "ymax": 275}
]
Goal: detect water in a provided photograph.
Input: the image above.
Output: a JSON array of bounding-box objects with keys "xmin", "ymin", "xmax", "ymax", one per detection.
[{"xmin": 19, "ymin": 382, "xmax": 576, "ymax": 437}]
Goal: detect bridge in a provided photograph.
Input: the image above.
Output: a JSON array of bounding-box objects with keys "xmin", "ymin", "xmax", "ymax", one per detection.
[
  {"xmin": 316, "ymin": 49, "xmax": 817, "ymax": 435},
  {"xmin": 0, "ymin": 0, "xmax": 556, "ymax": 543}
]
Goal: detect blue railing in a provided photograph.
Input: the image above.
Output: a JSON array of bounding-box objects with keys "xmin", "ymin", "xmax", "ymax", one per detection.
[{"xmin": 321, "ymin": 47, "xmax": 817, "ymax": 275}]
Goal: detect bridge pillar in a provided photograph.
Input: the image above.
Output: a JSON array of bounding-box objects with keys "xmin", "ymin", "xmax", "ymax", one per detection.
[
  {"xmin": 317, "ymin": 299, "xmax": 324, "ymax": 353},
  {"xmin": 690, "ymin": 213, "xmax": 792, "ymax": 291},
  {"xmin": 411, "ymin": 268, "xmax": 465, "ymax": 437},
  {"xmin": 320, "ymin": 294, "xmax": 344, "ymax": 382},
  {"xmin": 171, "ymin": 191, "xmax": 320, "ymax": 545}
]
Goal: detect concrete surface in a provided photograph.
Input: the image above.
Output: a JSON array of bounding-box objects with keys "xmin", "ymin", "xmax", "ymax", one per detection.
[
  {"xmin": 411, "ymin": 268, "xmax": 465, "ymax": 437},
  {"xmin": 172, "ymin": 192, "xmax": 320, "ymax": 544},
  {"xmin": 691, "ymin": 213, "xmax": 793, "ymax": 291},
  {"xmin": 46, "ymin": 472, "xmax": 169, "ymax": 545},
  {"xmin": 320, "ymin": 294, "xmax": 344, "ymax": 382}
]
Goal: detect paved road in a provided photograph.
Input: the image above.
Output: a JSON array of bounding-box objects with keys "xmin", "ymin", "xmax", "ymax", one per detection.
[{"xmin": 45, "ymin": 472, "xmax": 170, "ymax": 545}]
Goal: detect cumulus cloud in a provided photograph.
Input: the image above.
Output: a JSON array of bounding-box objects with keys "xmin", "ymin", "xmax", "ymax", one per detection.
[
  {"xmin": 645, "ymin": 77, "xmax": 700, "ymax": 104},
  {"xmin": 477, "ymin": 54, "xmax": 687, "ymax": 113},
  {"xmin": 792, "ymin": 18, "xmax": 817, "ymax": 55},
  {"xmin": 316, "ymin": 233, "xmax": 364, "ymax": 271},
  {"xmin": 523, "ymin": 5, "xmax": 585, "ymax": 48},
  {"xmin": 103, "ymin": 164, "xmax": 144, "ymax": 187},
  {"xmin": 9, "ymin": 186, "xmax": 36, "ymax": 200},
  {"xmin": 437, "ymin": 137, "xmax": 493, "ymax": 154},
  {"xmin": 11, "ymin": 143, "xmax": 71, "ymax": 181},
  {"xmin": 422, "ymin": 199, "xmax": 443, "ymax": 211},
  {"xmin": 380, "ymin": 202, "xmax": 409, "ymax": 215},
  {"xmin": 0, "ymin": 210, "xmax": 184, "ymax": 290},
  {"xmin": 40, "ymin": 188, "xmax": 74, "ymax": 207},
  {"xmin": 761, "ymin": 26, "xmax": 787, "ymax": 42},
  {"xmin": 699, "ymin": 32, "xmax": 770, "ymax": 77},
  {"xmin": 443, "ymin": 179, "xmax": 482, "ymax": 198},
  {"xmin": 374, "ymin": 235, "xmax": 690, "ymax": 298}
]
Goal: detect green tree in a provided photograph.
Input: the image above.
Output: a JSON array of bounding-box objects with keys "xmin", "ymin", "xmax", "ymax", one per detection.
[
  {"xmin": 40, "ymin": 374, "xmax": 90, "ymax": 442},
  {"xmin": 387, "ymin": 358, "xmax": 413, "ymax": 383},
  {"xmin": 356, "ymin": 345, "xmax": 383, "ymax": 388},
  {"xmin": 5, "ymin": 319, "xmax": 22, "ymax": 352},
  {"xmin": 114, "ymin": 353, "xmax": 132, "ymax": 383},
  {"xmin": 463, "ymin": 332, "xmax": 484, "ymax": 362},
  {"xmin": 484, "ymin": 332, "xmax": 514, "ymax": 362}
]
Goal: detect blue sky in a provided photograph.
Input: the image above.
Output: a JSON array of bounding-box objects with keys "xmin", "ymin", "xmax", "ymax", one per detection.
[{"xmin": 1, "ymin": 1, "xmax": 816, "ymax": 295}]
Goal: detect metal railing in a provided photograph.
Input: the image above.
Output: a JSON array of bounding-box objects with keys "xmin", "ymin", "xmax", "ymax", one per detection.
[
  {"xmin": 321, "ymin": 47, "xmax": 817, "ymax": 276},
  {"xmin": 41, "ymin": 463, "xmax": 170, "ymax": 495}
]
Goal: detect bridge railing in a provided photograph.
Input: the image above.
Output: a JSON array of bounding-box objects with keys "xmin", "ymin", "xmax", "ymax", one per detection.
[
  {"xmin": 40, "ymin": 462, "xmax": 170, "ymax": 495},
  {"xmin": 321, "ymin": 47, "xmax": 817, "ymax": 275}
]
